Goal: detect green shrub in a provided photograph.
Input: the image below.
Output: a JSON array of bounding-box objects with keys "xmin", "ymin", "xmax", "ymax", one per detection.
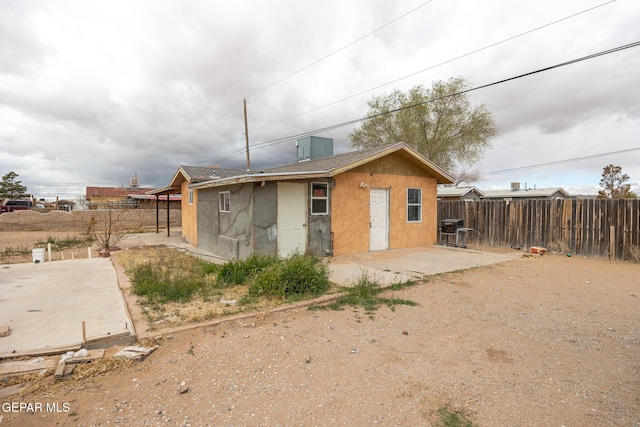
[
  {"xmin": 216, "ymin": 253, "xmax": 277, "ymax": 286},
  {"xmin": 247, "ymin": 262, "xmax": 285, "ymax": 299},
  {"xmin": 248, "ymin": 254, "xmax": 329, "ymax": 300},
  {"xmin": 279, "ymin": 253, "xmax": 329, "ymax": 297},
  {"xmin": 200, "ymin": 262, "xmax": 219, "ymax": 275}
]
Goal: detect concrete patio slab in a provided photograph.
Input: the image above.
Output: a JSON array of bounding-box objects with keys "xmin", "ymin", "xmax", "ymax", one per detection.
[
  {"xmin": 328, "ymin": 245, "xmax": 522, "ymax": 286},
  {"xmin": 0, "ymin": 258, "xmax": 134, "ymax": 358}
]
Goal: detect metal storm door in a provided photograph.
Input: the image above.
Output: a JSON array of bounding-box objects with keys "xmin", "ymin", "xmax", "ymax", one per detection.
[
  {"xmin": 369, "ymin": 188, "xmax": 389, "ymax": 251},
  {"xmin": 277, "ymin": 182, "xmax": 307, "ymax": 257}
]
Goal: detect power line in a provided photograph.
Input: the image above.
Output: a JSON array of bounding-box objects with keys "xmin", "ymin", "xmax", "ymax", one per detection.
[
  {"xmin": 185, "ymin": 2, "xmax": 436, "ymax": 151},
  {"xmin": 246, "ymin": 0, "xmax": 436, "ymax": 98},
  {"xmin": 212, "ymin": 40, "xmax": 640, "ymax": 165},
  {"xmin": 219, "ymin": 0, "xmax": 616, "ymax": 155},
  {"xmin": 478, "ymin": 147, "xmax": 640, "ymax": 177}
]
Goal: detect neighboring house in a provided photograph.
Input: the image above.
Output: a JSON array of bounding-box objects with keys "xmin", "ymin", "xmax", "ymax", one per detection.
[
  {"xmin": 437, "ymin": 186, "xmax": 485, "ymax": 201},
  {"xmin": 85, "ymin": 186, "xmax": 156, "ymax": 208},
  {"xmin": 157, "ymin": 141, "xmax": 453, "ymax": 259},
  {"xmin": 481, "ymin": 183, "xmax": 570, "ymax": 200},
  {"xmin": 86, "ymin": 173, "xmax": 159, "ymax": 208}
]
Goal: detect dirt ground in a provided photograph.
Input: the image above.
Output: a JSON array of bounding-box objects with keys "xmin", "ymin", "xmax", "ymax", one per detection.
[{"xmin": 1, "ymin": 231, "xmax": 639, "ymax": 426}]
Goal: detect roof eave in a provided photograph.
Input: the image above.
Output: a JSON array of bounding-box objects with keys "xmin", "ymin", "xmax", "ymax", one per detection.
[
  {"xmin": 168, "ymin": 166, "xmax": 191, "ymax": 187},
  {"xmin": 189, "ymin": 171, "xmax": 331, "ymax": 190},
  {"xmin": 146, "ymin": 186, "xmax": 181, "ymax": 196}
]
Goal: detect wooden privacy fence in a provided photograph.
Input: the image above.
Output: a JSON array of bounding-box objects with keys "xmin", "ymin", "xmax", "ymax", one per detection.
[{"xmin": 437, "ymin": 199, "xmax": 640, "ymax": 262}]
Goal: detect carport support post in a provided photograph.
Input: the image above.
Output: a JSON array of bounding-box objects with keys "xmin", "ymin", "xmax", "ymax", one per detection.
[
  {"xmin": 166, "ymin": 195, "xmax": 170, "ymax": 237},
  {"xmin": 155, "ymin": 195, "xmax": 160, "ymax": 234}
]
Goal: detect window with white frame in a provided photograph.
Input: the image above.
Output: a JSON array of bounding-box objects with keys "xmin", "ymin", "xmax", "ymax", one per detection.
[
  {"xmin": 311, "ymin": 182, "xmax": 329, "ymax": 215},
  {"xmin": 188, "ymin": 189, "xmax": 194, "ymax": 205},
  {"xmin": 219, "ymin": 191, "xmax": 230, "ymax": 212},
  {"xmin": 407, "ymin": 188, "xmax": 422, "ymax": 222}
]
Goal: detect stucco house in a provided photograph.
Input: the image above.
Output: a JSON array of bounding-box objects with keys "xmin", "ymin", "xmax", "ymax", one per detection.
[{"xmin": 156, "ymin": 142, "xmax": 453, "ymax": 259}]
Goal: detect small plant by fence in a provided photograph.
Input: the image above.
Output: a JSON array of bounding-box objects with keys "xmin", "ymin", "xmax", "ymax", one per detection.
[{"xmin": 437, "ymin": 199, "xmax": 640, "ymax": 262}]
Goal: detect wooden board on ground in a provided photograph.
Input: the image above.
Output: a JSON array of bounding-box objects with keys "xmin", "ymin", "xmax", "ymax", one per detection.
[
  {"xmin": 0, "ymin": 344, "xmax": 81, "ymax": 359},
  {"xmin": 0, "ymin": 358, "xmax": 56, "ymax": 375},
  {"xmin": 0, "ymin": 382, "xmax": 30, "ymax": 399},
  {"xmin": 54, "ymin": 362, "xmax": 76, "ymax": 380},
  {"xmin": 113, "ymin": 346, "xmax": 158, "ymax": 361},
  {"xmin": 66, "ymin": 349, "xmax": 105, "ymax": 364}
]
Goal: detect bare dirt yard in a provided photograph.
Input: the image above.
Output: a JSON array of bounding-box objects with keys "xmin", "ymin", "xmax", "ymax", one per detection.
[{"xmin": 1, "ymin": 231, "xmax": 639, "ymax": 426}]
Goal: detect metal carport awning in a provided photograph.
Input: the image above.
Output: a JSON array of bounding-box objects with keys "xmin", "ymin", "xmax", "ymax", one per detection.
[{"xmin": 146, "ymin": 186, "xmax": 180, "ymax": 237}]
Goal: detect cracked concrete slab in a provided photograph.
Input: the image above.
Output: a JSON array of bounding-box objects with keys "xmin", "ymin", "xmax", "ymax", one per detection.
[{"xmin": 0, "ymin": 258, "xmax": 134, "ymax": 358}]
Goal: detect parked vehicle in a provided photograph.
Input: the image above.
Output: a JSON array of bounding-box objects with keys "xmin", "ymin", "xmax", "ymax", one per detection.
[{"xmin": 0, "ymin": 200, "xmax": 33, "ymax": 213}]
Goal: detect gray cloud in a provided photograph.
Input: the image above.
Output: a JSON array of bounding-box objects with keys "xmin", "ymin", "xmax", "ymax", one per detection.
[{"xmin": 0, "ymin": 0, "xmax": 639, "ymax": 198}]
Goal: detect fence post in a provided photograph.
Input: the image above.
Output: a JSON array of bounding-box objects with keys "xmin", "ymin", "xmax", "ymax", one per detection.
[{"xmin": 609, "ymin": 225, "xmax": 615, "ymax": 261}]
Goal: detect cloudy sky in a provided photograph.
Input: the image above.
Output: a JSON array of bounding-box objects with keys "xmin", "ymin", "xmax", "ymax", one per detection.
[{"xmin": 1, "ymin": 0, "xmax": 639, "ymax": 199}]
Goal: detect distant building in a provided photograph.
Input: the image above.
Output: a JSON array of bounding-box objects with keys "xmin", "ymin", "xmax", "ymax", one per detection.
[
  {"xmin": 85, "ymin": 173, "xmax": 160, "ymax": 209},
  {"xmin": 437, "ymin": 186, "xmax": 485, "ymax": 201},
  {"xmin": 481, "ymin": 182, "xmax": 570, "ymax": 200}
]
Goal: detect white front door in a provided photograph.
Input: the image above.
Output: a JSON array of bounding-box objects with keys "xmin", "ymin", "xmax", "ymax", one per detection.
[
  {"xmin": 277, "ymin": 182, "xmax": 307, "ymax": 257},
  {"xmin": 369, "ymin": 188, "xmax": 389, "ymax": 251}
]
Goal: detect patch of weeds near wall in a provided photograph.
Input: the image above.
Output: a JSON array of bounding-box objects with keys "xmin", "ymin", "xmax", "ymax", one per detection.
[
  {"xmin": 216, "ymin": 254, "xmax": 277, "ymax": 287},
  {"xmin": 248, "ymin": 254, "xmax": 330, "ymax": 300},
  {"xmin": 131, "ymin": 263, "xmax": 203, "ymax": 303},
  {"xmin": 128, "ymin": 249, "xmax": 329, "ymax": 305},
  {"xmin": 129, "ymin": 250, "xmax": 218, "ymax": 303}
]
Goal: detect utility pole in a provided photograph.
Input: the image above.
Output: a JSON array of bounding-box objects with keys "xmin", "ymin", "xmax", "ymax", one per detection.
[{"xmin": 244, "ymin": 98, "xmax": 250, "ymax": 171}]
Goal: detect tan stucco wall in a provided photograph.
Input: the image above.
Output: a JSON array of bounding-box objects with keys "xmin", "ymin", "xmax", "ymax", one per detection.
[
  {"xmin": 331, "ymin": 168, "xmax": 437, "ymax": 256},
  {"xmin": 181, "ymin": 182, "xmax": 198, "ymax": 245}
]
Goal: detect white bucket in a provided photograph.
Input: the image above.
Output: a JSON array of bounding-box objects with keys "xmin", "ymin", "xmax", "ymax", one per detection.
[{"xmin": 32, "ymin": 248, "xmax": 46, "ymax": 263}]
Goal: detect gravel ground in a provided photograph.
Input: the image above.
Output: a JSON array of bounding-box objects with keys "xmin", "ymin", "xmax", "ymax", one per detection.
[{"xmin": 1, "ymin": 250, "xmax": 639, "ymax": 426}]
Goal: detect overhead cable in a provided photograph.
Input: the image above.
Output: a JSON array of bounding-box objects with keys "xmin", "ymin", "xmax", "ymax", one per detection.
[
  {"xmin": 478, "ymin": 147, "xmax": 640, "ymax": 177},
  {"xmin": 212, "ymin": 40, "xmax": 640, "ymax": 165},
  {"xmin": 245, "ymin": 0, "xmax": 616, "ymax": 135}
]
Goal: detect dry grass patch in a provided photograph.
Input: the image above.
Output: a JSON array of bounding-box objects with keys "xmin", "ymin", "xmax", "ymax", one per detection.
[{"xmin": 117, "ymin": 247, "xmax": 333, "ymax": 329}]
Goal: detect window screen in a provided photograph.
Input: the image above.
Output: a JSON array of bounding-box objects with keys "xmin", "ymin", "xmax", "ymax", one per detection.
[
  {"xmin": 311, "ymin": 182, "xmax": 328, "ymax": 215},
  {"xmin": 407, "ymin": 188, "xmax": 422, "ymax": 222}
]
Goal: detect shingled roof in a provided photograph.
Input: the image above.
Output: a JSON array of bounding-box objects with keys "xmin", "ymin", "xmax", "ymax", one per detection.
[
  {"xmin": 189, "ymin": 142, "xmax": 453, "ymax": 190},
  {"xmin": 437, "ymin": 186, "xmax": 485, "ymax": 198},
  {"xmin": 179, "ymin": 166, "xmax": 245, "ymax": 183},
  {"xmin": 148, "ymin": 166, "xmax": 245, "ymax": 195},
  {"xmin": 260, "ymin": 145, "xmax": 390, "ymax": 174}
]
